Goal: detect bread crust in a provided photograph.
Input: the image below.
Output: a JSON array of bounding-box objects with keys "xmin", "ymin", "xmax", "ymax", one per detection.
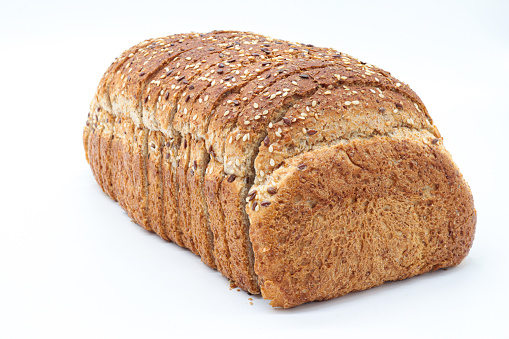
[
  {"xmin": 248, "ymin": 129, "xmax": 475, "ymax": 307},
  {"xmin": 84, "ymin": 30, "xmax": 476, "ymax": 307}
]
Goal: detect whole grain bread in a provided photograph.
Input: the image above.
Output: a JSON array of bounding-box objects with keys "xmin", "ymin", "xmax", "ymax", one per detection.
[{"xmin": 84, "ymin": 31, "xmax": 476, "ymax": 307}]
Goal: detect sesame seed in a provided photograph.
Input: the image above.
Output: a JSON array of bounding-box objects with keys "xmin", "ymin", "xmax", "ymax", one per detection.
[
  {"xmin": 268, "ymin": 145, "xmax": 273, "ymax": 152},
  {"xmin": 292, "ymin": 81, "xmax": 298, "ymax": 85},
  {"xmin": 224, "ymin": 110, "xmax": 230, "ymax": 116},
  {"xmin": 396, "ymin": 82, "xmax": 401, "ymax": 87},
  {"xmin": 324, "ymin": 90, "xmax": 331, "ymax": 95},
  {"xmin": 244, "ymin": 120, "xmax": 250, "ymax": 125},
  {"xmin": 260, "ymin": 170, "xmax": 265, "ymax": 177},
  {"xmin": 270, "ymin": 158, "xmax": 275, "ymax": 166},
  {"xmin": 352, "ymin": 100, "xmax": 360, "ymax": 105},
  {"xmin": 255, "ymin": 204, "xmax": 260, "ymax": 211},
  {"xmin": 268, "ymin": 122, "xmax": 273, "ymax": 128},
  {"xmin": 270, "ymin": 94, "xmax": 276, "ymax": 100},
  {"xmin": 370, "ymin": 89, "xmax": 376, "ymax": 94},
  {"xmin": 345, "ymin": 101, "xmax": 352, "ymax": 106},
  {"xmin": 229, "ymin": 136, "xmax": 233, "ymax": 143},
  {"xmin": 235, "ymin": 159, "xmax": 241, "ymax": 166},
  {"xmin": 253, "ymin": 103, "xmax": 259, "ymax": 108},
  {"xmin": 204, "ymin": 95, "xmax": 209, "ymax": 102},
  {"xmin": 312, "ymin": 100, "xmax": 317, "ymax": 107},
  {"xmin": 193, "ymin": 115, "xmax": 197, "ymax": 120}
]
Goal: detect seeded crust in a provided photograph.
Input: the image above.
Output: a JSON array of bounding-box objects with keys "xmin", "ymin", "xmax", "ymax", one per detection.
[{"xmin": 84, "ymin": 30, "xmax": 476, "ymax": 307}]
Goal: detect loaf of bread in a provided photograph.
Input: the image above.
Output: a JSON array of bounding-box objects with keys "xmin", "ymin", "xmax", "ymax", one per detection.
[{"xmin": 83, "ymin": 30, "xmax": 476, "ymax": 308}]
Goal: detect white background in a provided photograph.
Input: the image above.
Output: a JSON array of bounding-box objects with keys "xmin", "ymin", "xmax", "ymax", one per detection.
[{"xmin": 1, "ymin": 0, "xmax": 508, "ymax": 337}]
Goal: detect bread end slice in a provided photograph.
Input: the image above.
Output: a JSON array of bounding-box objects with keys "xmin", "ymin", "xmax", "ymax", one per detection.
[{"xmin": 248, "ymin": 129, "xmax": 476, "ymax": 308}]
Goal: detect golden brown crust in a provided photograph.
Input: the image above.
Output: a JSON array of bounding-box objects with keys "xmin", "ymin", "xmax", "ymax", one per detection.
[
  {"xmin": 98, "ymin": 112, "xmax": 116, "ymax": 200},
  {"xmin": 205, "ymin": 160, "xmax": 233, "ymax": 279},
  {"xmin": 249, "ymin": 130, "xmax": 475, "ymax": 308},
  {"xmin": 147, "ymin": 131, "xmax": 168, "ymax": 240},
  {"xmin": 161, "ymin": 137, "xmax": 185, "ymax": 246},
  {"xmin": 188, "ymin": 139, "xmax": 216, "ymax": 268},
  {"xmin": 111, "ymin": 117, "xmax": 129, "ymax": 212},
  {"xmin": 221, "ymin": 176, "xmax": 259, "ymax": 293},
  {"xmin": 176, "ymin": 134, "xmax": 197, "ymax": 253},
  {"xmin": 84, "ymin": 30, "xmax": 476, "ymax": 307}
]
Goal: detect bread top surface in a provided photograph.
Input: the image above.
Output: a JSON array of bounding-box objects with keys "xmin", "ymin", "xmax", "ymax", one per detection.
[
  {"xmin": 92, "ymin": 31, "xmax": 434, "ymax": 152},
  {"xmin": 89, "ymin": 30, "xmax": 447, "ymax": 214}
]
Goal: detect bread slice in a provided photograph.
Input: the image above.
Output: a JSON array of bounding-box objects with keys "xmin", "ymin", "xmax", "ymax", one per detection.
[
  {"xmin": 84, "ymin": 31, "xmax": 476, "ymax": 307},
  {"xmin": 161, "ymin": 135, "xmax": 185, "ymax": 246},
  {"xmin": 249, "ymin": 129, "xmax": 475, "ymax": 307},
  {"xmin": 147, "ymin": 130, "xmax": 167, "ymax": 240}
]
